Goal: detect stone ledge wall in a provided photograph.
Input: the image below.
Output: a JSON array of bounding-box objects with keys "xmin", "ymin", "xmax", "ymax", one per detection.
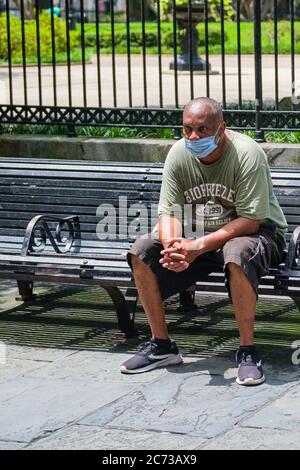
[{"xmin": 0, "ymin": 135, "xmax": 300, "ymax": 167}]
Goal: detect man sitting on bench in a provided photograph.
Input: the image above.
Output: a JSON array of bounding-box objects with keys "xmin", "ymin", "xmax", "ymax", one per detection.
[{"xmin": 121, "ymin": 97, "xmax": 288, "ymax": 386}]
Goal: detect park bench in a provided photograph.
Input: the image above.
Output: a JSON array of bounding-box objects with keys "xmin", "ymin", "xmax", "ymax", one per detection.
[{"xmin": 0, "ymin": 157, "xmax": 299, "ymax": 337}]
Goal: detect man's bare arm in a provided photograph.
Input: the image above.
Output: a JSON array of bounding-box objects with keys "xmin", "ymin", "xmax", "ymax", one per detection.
[
  {"xmin": 197, "ymin": 217, "xmax": 261, "ymax": 255},
  {"xmin": 158, "ymin": 215, "xmax": 183, "ymax": 250},
  {"xmin": 161, "ymin": 217, "xmax": 261, "ymax": 266},
  {"xmin": 157, "ymin": 216, "xmax": 191, "ymax": 272}
]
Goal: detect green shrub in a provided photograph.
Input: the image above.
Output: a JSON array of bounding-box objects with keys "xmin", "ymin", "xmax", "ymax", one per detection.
[
  {"xmin": 84, "ymin": 27, "xmax": 224, "ymax": 50},
  {"xmin": 0, "ymin": 12, "xmax": 79, "ymax": 61},
  {"xmin": 0, "ymin": 14, "xmax": 22, "ymax": 60},
  {"xmin": 163, "ymin": 28, "xmax": 226, "ymax": 48},
  {"xmin": 84, "ymin": 31, "xmax": 98, "ymax": 48},
  {"xmin": 85, "ymin": 30, "xmax": 158, "ymax": 49},
  {"xmin": 157, "ymin": 0, "xmax": 235, "ymax": 20}
]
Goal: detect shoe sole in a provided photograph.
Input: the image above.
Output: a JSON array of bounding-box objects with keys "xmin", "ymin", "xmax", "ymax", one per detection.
[
  {"xmin": 236, "ymin": 375, "xmax": 266, "ymax": 386},
  {"xmin": 120, "ymin": 354, "xmax": 184, "ymax": 374}
]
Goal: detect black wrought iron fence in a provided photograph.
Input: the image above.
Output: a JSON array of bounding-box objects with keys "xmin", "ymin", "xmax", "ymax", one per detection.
[{"xmin": 0, "ymin": 0, "xmax": 300, "ymax": 139}]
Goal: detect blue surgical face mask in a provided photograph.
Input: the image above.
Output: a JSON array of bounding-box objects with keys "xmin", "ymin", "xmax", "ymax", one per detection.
[{"xmin": 185, "ymin": 125, "xmax": 222, "ymax": 159}]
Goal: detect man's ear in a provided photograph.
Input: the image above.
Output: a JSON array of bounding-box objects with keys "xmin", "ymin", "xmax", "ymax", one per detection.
[{"xmin": 215, "ymin": 122, "xmax": 226, "ymax": 144}]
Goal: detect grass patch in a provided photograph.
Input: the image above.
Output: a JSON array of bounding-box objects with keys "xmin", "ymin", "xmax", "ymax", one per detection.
[
  {"xmin": 0, "ymin": 48, "xmax": 94, "ymax": 65},
  {"xmin": 82, "ymin": 20, "xmax": 300, "ymax": 55}
]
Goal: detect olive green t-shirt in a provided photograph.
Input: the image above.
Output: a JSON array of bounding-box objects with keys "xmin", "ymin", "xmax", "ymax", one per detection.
[{"xmin": 158, "ymin": 131, "xmax": 288, "ymax": 236}]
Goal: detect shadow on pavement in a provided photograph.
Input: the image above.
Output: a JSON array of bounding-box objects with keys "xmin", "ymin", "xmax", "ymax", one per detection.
[{"xmin": 0, "ymin": 284, "xmax": 299, "ymax": 381}]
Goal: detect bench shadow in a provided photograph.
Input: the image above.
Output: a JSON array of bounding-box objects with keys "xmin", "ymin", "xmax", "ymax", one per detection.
[{"xmin": 0, "ymin": 284, "xmax": 299, "ymax": 387}]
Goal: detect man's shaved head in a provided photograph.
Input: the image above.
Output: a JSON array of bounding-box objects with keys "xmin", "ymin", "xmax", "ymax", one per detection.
[{"xmin": 183, "ymin": 97, "xmax": 223, "ymax": 129}]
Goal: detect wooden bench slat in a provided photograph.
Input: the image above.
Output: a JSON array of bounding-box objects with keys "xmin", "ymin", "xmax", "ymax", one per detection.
[
  {"xmin": 0, "ymin": 253, "xmax": 129, "ymax": 266},
  {"xmin": 0, "ymin": 169, "xmax": 163, "ymax": 181},
  {"xmin": 0, "ymin": 205, "xmax": 158, "ymax": 218},
  {"xmin": 0, "ymin": 194, "xmax": 158, "ymax": 207},
  {"xmin": 0, "ymin": 228, "xmax": 140, "ymax": 240},
  {"xmin": 0, "ymin": 187, "xmax": 159, "ymax": 201},
  {"xmin": 2, "ymin": 185, "xmax": 300, "ymax": 201},
  {"xmin": 0, "ymin": 161, "xmax": 164, "ymax": 174},
  {"xmin": 0, "ymin": 177, "xmax": 161, "ymax": 192}
]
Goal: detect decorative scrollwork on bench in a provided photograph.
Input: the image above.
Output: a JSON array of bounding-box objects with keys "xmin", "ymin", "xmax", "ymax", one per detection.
[{"xmin": 21, "ymin": 215, "xmax": 81, "ymax": 256}]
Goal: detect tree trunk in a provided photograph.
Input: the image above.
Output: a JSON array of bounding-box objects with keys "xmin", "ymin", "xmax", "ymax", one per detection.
[
  {"xmin": 129, "ymin": 0, "xmax": 155, "ymax": 20},
  {"xmin": 239, "ymin": 0, "xmax": 253, "ymax": 21},
  {"xmin": 236, "ymin": 0, "xmax": 290, "ymax": 21},
  {"xmin": 261, "ymin": 0, "xmax": 273, "ymax": 20},
  {"xmin": 13, "ymin": 0, "xmax": 35, "ymax": 19}
]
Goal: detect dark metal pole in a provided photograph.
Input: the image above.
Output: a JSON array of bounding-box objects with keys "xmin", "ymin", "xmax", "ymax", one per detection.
[
  {"xmin": 172, "ymin": 0, "xmax": 179, "ymax": 109},
  {"xmin": 237, "ymin": 0, "xmax": 242, "ymax": 108},
  {"xmin": 110, "ymin": 0, "xmax": 117, "ymax": 107},
  {"xmin": 290, "ymin": 0, "xmax": 295, "ymax": 111},
  {"xmin": 65, "ymin": 0, "xmax": 72, "ymax": 107},
  {"xmin": 220, "ymin": 0, "xmax": 226, "ymax": 108},
  {"xmin": 80, "ymin": 0, "xmax": 87, "ymax": 107},
  {"xmin": 157, "ymin": 0, "xmax": 163, "ymax": 108},
  {"xmin": 95, "ymin": 0, "xmax": 102, "ymax": 107},
  {"xmin": 20, "ymin": 0, "xmax": 28, "ymax": 108},
  {"xmin": 126, "ymin": 0, "xmax": 132, "ymax": 107},
  {"xmin": 5, "ymin": 0, "xmax": 13, "ymax": 109},
  {"xmin": 69, "ymin": 0, "xmax": 77, "ymax": 30},
  {"xmin": 141, "ymin": 0, "xmax": 148, "ymax": 108},
  {"xmin": 35, "ymin": 0, "xmax": 42, "ymax": 107},
  {"xmin": 50, "ymin": 0, "xmax": 57, "ymax": 107},
  {"xmin": 188, "ymin": 0, "xmax": 194, "ymax": 99},
  {"xmin": 274, "ymin": 0, "xmax": 279, "ymax": 110},
  {"xmin": 172, "ymin": 0, "xmax": 181, "ymax": 139},
  {"xmin": 254, "ymin": 0, "xmax": 264, "ymax": 142},
  {"xmin": 66, "ymin": 0, "xmax": 76, "ymax": 136},
  {"xmin": 204, "ymin": 0, "xmax": 210, "ymax": 97}
]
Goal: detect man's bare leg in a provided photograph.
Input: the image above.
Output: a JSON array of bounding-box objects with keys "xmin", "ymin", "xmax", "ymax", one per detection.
[
  {"xmin": 131, "ymin": 254, "xmax": 169, "ymax": 339},
  {"xmin": 227, "ymin": 263, "xmax": 265, "ymax": 385},
  {"xmin": 227, "ymin": 262, "xmax": 265, "ymax": 385},
  {"xmin": 133, "ymin": 257, "xmax": 256, "ymax": 344},
  {"xmin": 227, "ymin": 262, "xmax": 256, "ymax": 345},
  {"xmin": 120, "ymin": 255, "xmax": 182, "ymax": 374}
]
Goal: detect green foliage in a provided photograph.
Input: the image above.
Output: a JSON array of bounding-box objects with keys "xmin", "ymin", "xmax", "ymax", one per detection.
[
  {"xmin": 209, "ymin": 0, "xmax": 234, "ymax": 19},
  {"xmin": 231, "ymin": 130, "xmax": 300, "ymax": 143},
  {"xmin": 0, "ymin": 124, "xmax": 175, "ymax": 139},
  {"xmin": 82, "ymin": 21, "xmax": 300, "ymax": 55},
  {"xmin": 262, "ymin": 20, "xmax": 300, "ymax": 53},
  {"xmin": 1, "ymin": 123, "xmax": 299, "ymax": 143},
  {"xmin": 156, "ymin": 0, "xmax": 234, "ymax": 20},
  {"xmin": 84, "ymin": 22, "xmax": 226, "ymax": 52},
  {"xmin": 163, "ymin": 28, "xmax": 227, "ymax": 48},
  {"xmin": 85, "ymin": 30, "xmax": 158, "ymax": 48},
  {"xmin": 0, "ymin": 14, "xmax": 22, "ymax": 60},
  {"xmin": 264, "ymin": 131, "xmax": 300, "ymax": 144},
  {"xmin": 2, "ymin": 11, "xmax": 300, "ymax": 64},
  {"xmin": 0, "ymin": 12, "xmax": 79, "ymax": 61}
]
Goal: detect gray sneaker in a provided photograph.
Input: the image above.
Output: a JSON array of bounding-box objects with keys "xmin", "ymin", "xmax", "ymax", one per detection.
[
  {"xmin": 236, "ymin": 348, "xmax": 265, "ymax": 386},
  {"xmin": 120, "ymin": 339, "xmax": 183, "ymax": 374}
]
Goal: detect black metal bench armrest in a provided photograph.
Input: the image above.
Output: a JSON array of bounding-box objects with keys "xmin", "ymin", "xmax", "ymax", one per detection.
[
  {"xmin": 282, "ymin": 226, "xmax": 300, "ymax": 272},
  {"xmin": 21, "ymin": 214, "xmax": 81, "ymax": 256}
]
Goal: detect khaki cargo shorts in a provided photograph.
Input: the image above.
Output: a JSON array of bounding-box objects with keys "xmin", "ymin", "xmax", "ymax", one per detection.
[{"xmin": 127, "ymin": 224, "xmax": 286, "ymax": 300}]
